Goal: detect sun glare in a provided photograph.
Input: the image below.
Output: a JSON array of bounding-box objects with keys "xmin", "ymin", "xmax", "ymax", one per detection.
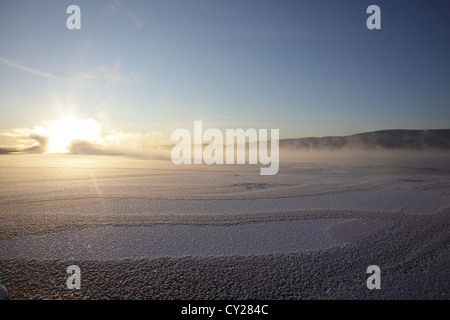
[{"xmin": 46, "ymin": 116, "xmax": 101, "ymax": 153}]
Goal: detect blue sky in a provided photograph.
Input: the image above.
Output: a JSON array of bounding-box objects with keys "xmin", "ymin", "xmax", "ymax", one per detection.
[{"xmin": 0, "ymin": 0, "xmax": 449, "ymax": 141}]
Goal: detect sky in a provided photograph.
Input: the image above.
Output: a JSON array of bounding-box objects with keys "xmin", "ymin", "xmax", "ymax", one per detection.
[{"xmin": 0, "ymin": 0, "xmax": 449, "ymax": 153}]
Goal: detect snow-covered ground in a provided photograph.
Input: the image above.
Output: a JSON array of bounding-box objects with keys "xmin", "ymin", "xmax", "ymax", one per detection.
[{"xmin": 0, "ymin": 153, "xmax": 449, "ymax": 299}]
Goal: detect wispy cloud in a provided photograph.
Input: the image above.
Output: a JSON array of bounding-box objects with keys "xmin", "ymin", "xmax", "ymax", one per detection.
[
  {"xmin": 0, "ymin": 57, "xmax": 70, "ymax": 81},
  {"xmin": 80, "ymin": 59, "xmax": 139, "ymax": 86},
  {"xmin": 100, "ymin": 0, "xmax": 143, "ymax": 29},
  {"xmin": 128, "ymin": 11, "xmax": 143, "ymax": 30},
  {"xmin": 100, "ymin": 0, "xmax": 121, "ymax": 13}
]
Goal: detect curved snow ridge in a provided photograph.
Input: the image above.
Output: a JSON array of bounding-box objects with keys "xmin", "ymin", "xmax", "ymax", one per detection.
[{"xmin": 0, "ymin": 219, "xmax": 354, "ymax": 261}]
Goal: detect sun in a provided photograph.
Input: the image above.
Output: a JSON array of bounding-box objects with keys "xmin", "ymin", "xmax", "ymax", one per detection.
[{"xmin": 46, "ymin": 116, "xmax": 101, "ymax": 153}]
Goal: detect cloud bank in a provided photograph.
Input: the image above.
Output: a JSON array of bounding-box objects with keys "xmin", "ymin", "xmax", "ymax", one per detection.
[
  {"xmin": 0, "ymin": 120, "xmax": 169, "ymax": 159},
  {"xmin": 69, "ymin": 131, "xmax": 170, "ymax": 159}
]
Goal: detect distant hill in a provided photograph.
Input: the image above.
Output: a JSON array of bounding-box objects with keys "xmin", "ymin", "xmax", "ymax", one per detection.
[{"xmin": 280, "ymin": 129, "xmax": 450, "ymax": 150}]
